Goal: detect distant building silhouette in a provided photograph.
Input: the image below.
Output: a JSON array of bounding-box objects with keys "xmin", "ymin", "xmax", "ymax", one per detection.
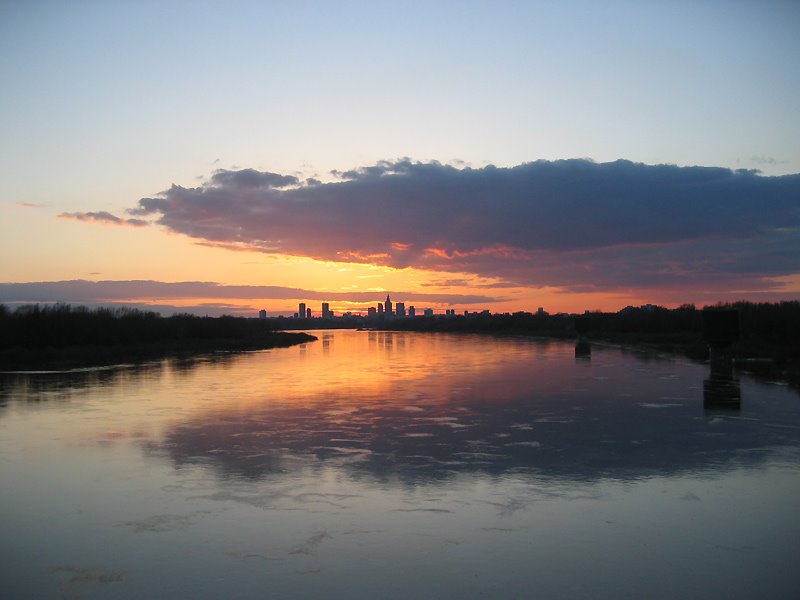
[
  {"xmin": 424, "ymin": 308, "xmax": 433, "ymax": 317},
  {"xmin": 258, "ymin": 309, "xmax": 267, "ymax": 319},
  {"xmin": 377, "ymin": 303, "xmax": 384, "ymax": 315},
  {"xmin": 322, "ymin": 302, "xmax": 332, "ymax": 318},
  {"xmin": 408, "ymin": 306, "xmax": 415, "ymax": 317},
  {"xmin": 368, "ymin": 306, "xmax": 377, "ymax": 317},
  {"xmin": 306, "ymin": 307, "xmax": 312, "ymax": 319},
  {"xmin": 385, "ymin": 295, "xmax": 393, "ymax": 316},
  {"xmin": 396, "ymin": 302, "xmax": 406, "ymax": 317},
  {"xmin": 299, "ymin": 303, "xmax": 306, "ymax": 319}
]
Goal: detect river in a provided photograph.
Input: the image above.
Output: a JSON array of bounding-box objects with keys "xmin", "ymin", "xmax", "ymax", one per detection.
[{"xmin": 1, "ymin": 330, "xmax": 798, "ymax": 598}]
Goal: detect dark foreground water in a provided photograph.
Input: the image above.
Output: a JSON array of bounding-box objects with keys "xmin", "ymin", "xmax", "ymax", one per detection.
[{"xmin": 1, "ymin": 330, "xmax": 799, "ymax": 599}]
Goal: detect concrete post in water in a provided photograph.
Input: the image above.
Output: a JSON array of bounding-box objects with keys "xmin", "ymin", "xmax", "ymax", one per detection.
[
  {"xmin": 574, "ymin": 315, "xmax": 591, "ymax": 358},
  {"xmin": 702, "ymin": 308, "xmax": 741, "ymax": 410}
]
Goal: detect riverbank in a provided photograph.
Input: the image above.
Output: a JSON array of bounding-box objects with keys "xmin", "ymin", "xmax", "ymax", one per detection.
[
  {"xmin": 0, "ymin": 305, "xmax": 317, "ymax": 371},
  {"xmin": 0, "ymin": 331, "xmax": 318, "ymax": 371}
]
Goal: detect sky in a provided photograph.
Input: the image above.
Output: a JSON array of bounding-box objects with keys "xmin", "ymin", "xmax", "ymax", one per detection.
[{"xmin": 1, "ymin": 0, "xmax": 799, "ymax": 316}]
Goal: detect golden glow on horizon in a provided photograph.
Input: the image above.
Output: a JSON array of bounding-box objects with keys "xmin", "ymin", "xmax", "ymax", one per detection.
[
  {"xmin": 765, "ymin": 274, "xmax": 800, "ymax": 292},
  {"xmin": 4, "ymin": 204, "xmax": 796, "ymax": 315}
]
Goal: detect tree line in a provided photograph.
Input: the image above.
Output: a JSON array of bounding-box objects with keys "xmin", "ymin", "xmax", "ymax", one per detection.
[
  {"xmin": 381, "ymin": 301, "xmax": 800, "ymax": 366},
  {"xmin": 0, "ymin": 304, "xmax": 280, "ymax": 348},
  {"xmin": 0, "ymin": 304, "xmax": 314, "ymax": 369}
]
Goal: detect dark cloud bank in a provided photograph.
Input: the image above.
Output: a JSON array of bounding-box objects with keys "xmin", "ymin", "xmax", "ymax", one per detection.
[{"xmin": 86, "ymin": 160, "xmax": 800, "ymax": 295}]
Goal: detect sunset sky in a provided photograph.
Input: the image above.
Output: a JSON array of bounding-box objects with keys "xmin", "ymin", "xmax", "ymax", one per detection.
[{"xmin": 2, "ymin": 1, "xmax": 799, "ymax": 316}]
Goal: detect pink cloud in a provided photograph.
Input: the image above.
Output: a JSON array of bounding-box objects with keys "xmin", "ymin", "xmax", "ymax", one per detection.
[{"xmin": 73, "ymin": 159, "xmax": 800, "ymax": 300}]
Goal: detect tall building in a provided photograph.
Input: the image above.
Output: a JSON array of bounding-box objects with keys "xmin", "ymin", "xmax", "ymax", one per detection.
[
  {"xmin": 423, "ymin": 308, "xmax": 433, "ymax": 317},
  {"xmin": 377, "ymin": 303, "xmax": 384, "ymax": 315},
  {"xmin": 299, "ymin": 302, "xmax": 306, "ymax": 319},
  {"xmin": 367, "ymin": 306, "xmax": 377, "ymax": 317},
  {"xmin": 258, "ymin": 309, "xmax": 267, "ymax": 319},
  {"xmin": 322, "ymin": 302, "xmax": 331, "ymax": 318},
  {"xmin": 408, "ymin": 306, "xmax": 416, "ymax": 317},
  {"xmin": 396, "ymin": 302, "xmax": 406, "ymax": 317},
  {"xmin": 384, "ymin": 295, "xmax": 393, "ymax": 316},
  {"xmin": 306, "ymin": 307, "xmax": 312, "ymax": 319}
]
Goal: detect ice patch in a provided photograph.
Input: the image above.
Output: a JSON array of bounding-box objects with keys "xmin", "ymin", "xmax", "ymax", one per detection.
[{"xmin": 505, "ymin": 441, "xmax": 542, "ymax": 448}]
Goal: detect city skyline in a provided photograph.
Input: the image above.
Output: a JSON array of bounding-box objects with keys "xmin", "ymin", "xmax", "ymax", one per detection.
[
  {"xmin": 2, "ymin": 2, "xmax": 799, "ymax": 315},
  {"xmin": 289, "ymin": 296, "xmax": 421, "ymax": 320}
]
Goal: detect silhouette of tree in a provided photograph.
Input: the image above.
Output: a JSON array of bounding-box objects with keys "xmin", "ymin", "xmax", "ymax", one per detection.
[{"xmin": 0, "ymin": 304, "xmax": 314, "ymax": 369}]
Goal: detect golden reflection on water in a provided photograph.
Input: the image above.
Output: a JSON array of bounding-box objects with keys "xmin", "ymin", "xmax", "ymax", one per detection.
[
  {"xmin": 4, "ymin": 330, "xmax": 798, "ymax": 487},
  {"xmin": 171, "ymin": 330, "xmax": 568, "ymax": 410},
  {"xmin": 2, "ymin": 331, "xmax": 800, "ymax": 600},
  {"xmin": 132, "ymin": 331, "xmax": 589, "ymax": 484},
  {"xmin": 110, "ymin": 330, "xmax": 794, "ymax": 486}
]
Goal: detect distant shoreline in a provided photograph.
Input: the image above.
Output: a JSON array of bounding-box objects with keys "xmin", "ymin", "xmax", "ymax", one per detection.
[
  {"xmin": 0, "ymin": 331, "xmax": 317, "ymax": 372},
  {"xmin": 0, "ymin": 305, "xmax": 318, "ymax": 371},
  {"xmin": 3, "ymin": 302, "xmax": 798, "ymax": 386}
]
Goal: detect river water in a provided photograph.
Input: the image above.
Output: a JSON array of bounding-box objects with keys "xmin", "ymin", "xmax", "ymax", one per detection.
[{"xmin": 1, "ymin": 330, "xmax": 799, "ymax": 599}]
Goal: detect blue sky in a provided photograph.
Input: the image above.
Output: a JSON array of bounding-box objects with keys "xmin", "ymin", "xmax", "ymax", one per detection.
[{"xmin": 1, "ymin": 1, "xmax": 798, "ymax": 314}]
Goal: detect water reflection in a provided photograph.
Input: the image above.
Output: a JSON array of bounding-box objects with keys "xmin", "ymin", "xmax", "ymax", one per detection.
[
  {"xmin": 2, "ymin": 331, "xmax": 799, "ymax": 599},
  {"xmin": 134, "ymin": 333, "xmax": 798, "ymax": 486},
  {"xmin": 0, "ymin": 352, "xmax": 243, "ymax": 401},
  {"xmin": 704, "ymin": 373, "xmax": 742, "ymax": 411},
  {"xmin": 703, "ymin": 348, "xmax": 743, "ymax": 411},
  {"xmin": 3, "ymin": 332, "xmax": 792, "ymax": 486}
]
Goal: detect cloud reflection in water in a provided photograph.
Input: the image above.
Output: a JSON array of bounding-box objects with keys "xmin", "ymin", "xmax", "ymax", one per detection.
[{"xmin": 144, "ymin": 333, "xmax": 799, "ymax": 485}]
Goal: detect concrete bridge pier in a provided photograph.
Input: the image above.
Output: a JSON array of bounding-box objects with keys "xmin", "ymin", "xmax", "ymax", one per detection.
[
  {"xmin": 702, "ymin": 309, "xmax": 741, "ymax": 410},
  {"xmin": 574, "ymin": 316, "xmax": 591, "ymax": 358}
]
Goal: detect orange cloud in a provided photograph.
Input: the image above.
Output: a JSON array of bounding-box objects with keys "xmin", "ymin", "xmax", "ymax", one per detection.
[{"xmin": 71, "ymin": 159, "xmax": 800, "ymax": 304}]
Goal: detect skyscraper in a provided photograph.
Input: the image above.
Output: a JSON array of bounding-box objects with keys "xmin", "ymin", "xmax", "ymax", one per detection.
[
  {"xmin": 299, "ymin": 302, "xmax": 306, "ymax": 319},
  {"xmin": 385, "ymin": 295, "xmax": 393, "ymax": 316},
  {"xmin": 396, "ymin": 302, "xmax": 405, "ymax": 317},
  {"xmin": 322, "ymin": 302, "xmax": 331, "ymax": 318}
]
